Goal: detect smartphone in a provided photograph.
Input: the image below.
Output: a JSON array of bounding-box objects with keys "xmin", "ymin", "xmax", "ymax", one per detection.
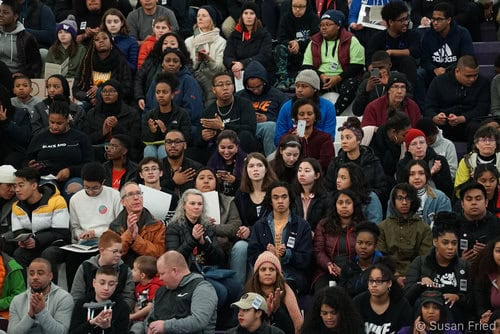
[
  {"xmin": 296, "ymin": 120, "xmax": 306, "ymax": 137},
  {"xmin": 217, "ymin": 170, "xmax": 229, "ymax": 176},
  {"xmin": 370, "ymin": 68, "xmax": 380, "ymax": 78}
]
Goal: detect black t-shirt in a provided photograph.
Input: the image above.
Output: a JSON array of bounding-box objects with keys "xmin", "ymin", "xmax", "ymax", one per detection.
[
  {"xmin": 431, "ymin": 263, "xmax": 459, "ymax": 295},
  {"xmin": 353, "ymin": 291, "xmax": 412, "ymax": 334}
]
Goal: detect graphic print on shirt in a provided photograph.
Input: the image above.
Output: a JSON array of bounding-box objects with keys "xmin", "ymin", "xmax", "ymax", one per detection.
[{"xmin": 432, "ymin": 43, "xmax": 457, "ymax": 64}]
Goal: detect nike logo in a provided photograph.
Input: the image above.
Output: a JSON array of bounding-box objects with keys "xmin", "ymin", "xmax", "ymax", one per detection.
[{"xmin": 177, "ymin": 293, "xmax": 189, "ymax": 297}]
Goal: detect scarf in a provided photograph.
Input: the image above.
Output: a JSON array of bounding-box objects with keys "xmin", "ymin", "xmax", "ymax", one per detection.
[
  {"xmin": 192, "ymin": 27, "xmax": 221, "ymax": 53},
  {"xmin": 92, "ymin": 48, "xmax": 120, "ymax": 73}
]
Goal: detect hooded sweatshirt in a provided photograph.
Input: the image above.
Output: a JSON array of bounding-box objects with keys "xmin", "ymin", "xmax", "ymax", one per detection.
[
  {"xmin": 236, "ymin": 60, "xmax": 289, "ymax": 122},
  {"xmin": 8, "ymin": 282, "xmax": 74, "ymax": 334},
  {"xmin": 377, "ymin": 187, "xmax": 433, "ymax": 275},
  {"xmin": 421, "ymin": 20, "xmax": 474, "ymax": 73},
  {"xmin": 0, "ymin": 21, "xmax": 42, "ymax": 77}
]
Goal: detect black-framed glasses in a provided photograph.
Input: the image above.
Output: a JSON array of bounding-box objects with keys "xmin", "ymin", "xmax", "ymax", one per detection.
[{"xmin": 165, "ymin": 139, "xmax": 186, "ymax": 146}]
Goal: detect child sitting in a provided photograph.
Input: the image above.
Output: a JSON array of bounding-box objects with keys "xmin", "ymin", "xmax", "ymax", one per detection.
[
  {"xmin": 10, "ymin": 75, "xmax": 41, "ymax": 119},
  {"xmin": 339, "ymin": 222, "xmax": 384, "ymax": 297},
  {"xmin": 71, "ymin": 230, "xmax": 135, "ymax": 310},
  {"xmin": 129, "ymin": 256, "xmax": 163, "ymax": 331},
  {"xmin": 137, "ymin": 16, "xmax": 172, "ymax": 69},
  {"xmin": 69, "ymin": 265, "xmax": 130, "ymax": 333},
  {"xmin": 45, "ymin": 15, "xmax": 86, "ymax": 78}
]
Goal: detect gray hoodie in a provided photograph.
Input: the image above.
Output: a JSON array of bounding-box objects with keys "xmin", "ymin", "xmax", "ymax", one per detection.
[
  {"xmin": 0, "ymin": 21, "xmax": 24, "ymax": 74},
  {"xmin": 8, "ymin": 282, "xmax": 74, "ymax": 334}
]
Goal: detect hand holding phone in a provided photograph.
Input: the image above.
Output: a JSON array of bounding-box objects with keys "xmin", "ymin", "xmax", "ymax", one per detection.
[{"xmin": 296, "ymin": 120, "xmax": 306, "ymax": 137}]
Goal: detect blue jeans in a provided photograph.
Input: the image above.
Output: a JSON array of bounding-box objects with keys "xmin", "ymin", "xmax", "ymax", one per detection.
[
  {"xmin": 256, "ymin": 122, "xmax": 276, "ymax": 157},
  {"xmin": 231, "ymin": 240, "xmax": 249, "ymax": 287},
  {"xmin": 143, "ymin": 144, "xmax": 167, "ymax": 159}
]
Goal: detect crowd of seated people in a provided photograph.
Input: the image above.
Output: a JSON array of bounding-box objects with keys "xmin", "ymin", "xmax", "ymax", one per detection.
[{"xmin": 0, "ymin": 0, "xmax": 499, "ymax": 332}]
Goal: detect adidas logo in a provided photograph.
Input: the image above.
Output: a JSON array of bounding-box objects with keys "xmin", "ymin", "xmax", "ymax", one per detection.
[{"xmin": 431, "ymin": 43, "xmax": 457, "ymax": 64}]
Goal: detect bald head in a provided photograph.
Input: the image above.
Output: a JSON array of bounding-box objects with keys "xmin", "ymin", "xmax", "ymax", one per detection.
[
  {"xmin": 157, "ymin": 251, "xmax": 190, "ymax": 289},
  {"xmin": 159, "ymin": 250, "xmax": 188, "ymax": 270}
]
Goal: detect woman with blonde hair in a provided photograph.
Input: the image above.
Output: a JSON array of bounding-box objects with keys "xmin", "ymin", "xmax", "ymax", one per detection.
[{"xmin": 185, "ymin": 5, "xmax": 226, "ymax": 106}]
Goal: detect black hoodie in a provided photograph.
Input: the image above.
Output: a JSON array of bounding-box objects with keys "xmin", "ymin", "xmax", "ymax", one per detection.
[{"xmin": 236, "ymin": 60, "xmax": 289, "ymax": 121}]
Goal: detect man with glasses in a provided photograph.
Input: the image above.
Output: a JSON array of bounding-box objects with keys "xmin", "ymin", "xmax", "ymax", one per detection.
[
  {"xmin": 109, "ymin": 181, "xmax": 166, "ymax": 266},
  {"xmin": 425, "ymin": 55, "xmax": 490, "ymax": 143},
  {"xmin": 198, "ymin": 72, "xmax": 258, "ymax": 162},
  {"xmin": 71, "ymin": 230, "xmax": 135, "ymax": 310},
  {"xmin": 362, "ymin": 72, "xmax": 421, "ymax": 130},
  {"xmin": 161, "ymin": 130, "xmax": 202, "ymax": 196},
  {"xmin": 366, "ymin": 1, "xmax": 420, "ymax": 89},
  {"xmin": 236, "ymin": 60, "xmax": 288, "ymax": 156},
  {"xmin": 103, "ymin": 134, "xmax": 138, "ymax": 191},
  {"xmin": 378, "ymin": 183, "xmax": 432, "ymax": 287},
  {"xmin": 137, "ymin": 157, "xmax": 178, "ymax": 211},
  {"xmin": 302, "ymin": 9, "xmax": 365, "ymax": 114},
  {"xmin": 417, "ymin": 2, "xmax": 474, "ymax": 104},
  {"xmin": 66, "ymin": 162, "xmax": 122, "ymax": 287}
]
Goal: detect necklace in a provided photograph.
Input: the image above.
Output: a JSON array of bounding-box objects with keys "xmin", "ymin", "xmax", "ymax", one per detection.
[{"xmin": 217, "ymin": 99, "xmax": 234, "ymax": 117}]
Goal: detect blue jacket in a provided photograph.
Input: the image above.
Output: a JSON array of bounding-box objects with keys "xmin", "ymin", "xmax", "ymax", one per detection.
[
  {"xmin": 421, "ymin": 20, "xmax": 474, "ymax": 74},
  {"xmin": 113, "ymin": 34, "xmax": 139, "ymax": 71},
  {"xmin": 19, "ymin": 0, "xmax": 56, "ymax": 47},
  {"xmin": 247, "ymin": 213, "xmax": 312, "ymax": 292},
  {"xmin": 364, "ymin": 191, "xmax": 383, "ymax": 224},
  {"xmin": 274, "ymin": 97, "xmax": 336, "ymax": 146},
  {"xmin": 145, "ymin": 66, "xmax": 204, "ymax": 127},
  {"xmin": 421, "ymin": 186, "xmax": 451, "ymax": 225}
]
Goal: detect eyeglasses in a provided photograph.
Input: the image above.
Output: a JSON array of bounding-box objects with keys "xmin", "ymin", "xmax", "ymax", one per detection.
[
  {"xmin": 395, "ymin": 195, "xmax": 410, "ymax": 202},
  {"xmin": 165, "ymin": 139, "xmax": 185, "ymax": 146},
  {"xmin": 477, "ymin": 137, "xmax": 496, "ymax": 143},
  {"xmin": 102, "ymin": 88, "xmax": 117, "ymax": 95},
  {"xmin": 292, "ymin": 4, "xmax": 307, "ymax": 9},
  {"xmin": 390, "ymin": 84, "xmax": 407, "ymax": 90},
  {"xmin": 431, "ymin": 17, "xmax": 448, "ymax": 22},
  {"xmin": 122, "ymin": 191, "xmax": 143, "ymax": 199},
  {"xmin": 141, "ymin": 166, "xmax": 160, "ymax": 172},
  {"xmin": 393, "ymin": 16, "xmax": 409, "ymax": 23},
  {"xmin": 368, "ymin": 279, "xmax": 389, "ymax": 285},
  {"xmin": 84, "ymin": 185, "xmax": 102, "ymax": 193},
  {"xmin": 213, "ymin": 82, "xmax": 234, "ymax": 88}
]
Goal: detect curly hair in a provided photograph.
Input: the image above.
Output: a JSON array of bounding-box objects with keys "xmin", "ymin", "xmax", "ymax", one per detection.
[
  {"xmin": 322, "ymin": 189, "xmax": 364, "ymax": 236},
  {"xmin": 336, "ymin": 162, "xmax": 371, "ymax": 205},
  {"xmin": 75, "ymin": 31, "xmax": 115, "ymax": 92},
  {"xmin": 303, "ymin": 286, "xmax": 364, "ymax": 333},
  {"xmin": 145, "ymin": 32, "xmax": 192, "ymax": 67}
]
